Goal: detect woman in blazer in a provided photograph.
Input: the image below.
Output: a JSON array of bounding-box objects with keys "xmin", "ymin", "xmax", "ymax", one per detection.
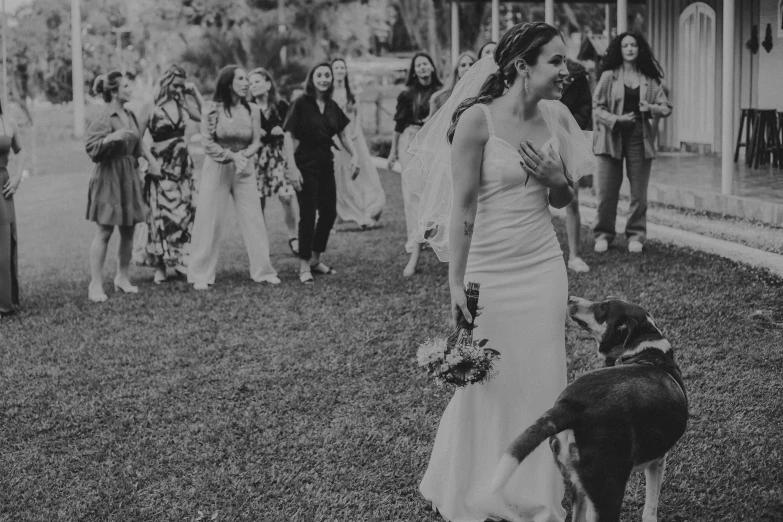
[{"xmin": 592, "ymin": 32, "xmax": 671, "ymax": 254}]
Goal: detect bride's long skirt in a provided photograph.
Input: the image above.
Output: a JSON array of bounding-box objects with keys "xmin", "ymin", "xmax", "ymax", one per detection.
[{"xmin": 420, "ymin": 210, "xmax": 568, "ymax": 522}]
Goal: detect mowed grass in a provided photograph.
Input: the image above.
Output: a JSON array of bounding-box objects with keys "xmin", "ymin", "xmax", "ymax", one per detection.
[{"xmin": 1, "ymin": 145, "xmax": 782, "ymax": 521}]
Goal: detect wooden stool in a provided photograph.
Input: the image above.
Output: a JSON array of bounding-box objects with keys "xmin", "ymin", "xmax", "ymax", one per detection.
[
  {"xmin": 735, "ymin": 108, "xmax": 756, "ymax": 164},
  {"xmin": 750, "ymin": 110, "xmax": 782, "ymax": 168}
]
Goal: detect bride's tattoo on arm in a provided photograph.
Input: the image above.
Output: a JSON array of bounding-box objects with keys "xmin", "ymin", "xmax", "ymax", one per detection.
[{"xmin": 464, "ymin": 221, "xmax": 474, "ymax": 236}]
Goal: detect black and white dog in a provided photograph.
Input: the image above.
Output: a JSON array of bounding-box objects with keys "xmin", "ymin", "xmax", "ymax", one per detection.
[{"xmin": 491, "ymin": 297, "xmax": 688, "ymax": 522}]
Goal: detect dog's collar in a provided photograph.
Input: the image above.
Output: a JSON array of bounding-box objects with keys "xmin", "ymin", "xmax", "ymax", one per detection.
[
  {"xmin": 616, "ymin": 352, "xmax": 654, "ymax": 366},
  {"xmin": 616, "ymin": 351, "xmax": 686, "ymax": 398}
]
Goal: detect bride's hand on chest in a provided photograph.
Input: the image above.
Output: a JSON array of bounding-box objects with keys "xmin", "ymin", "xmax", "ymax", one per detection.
[{"xmin": 517, "ymin": 140, "xmax": 566, "ymax": 189}]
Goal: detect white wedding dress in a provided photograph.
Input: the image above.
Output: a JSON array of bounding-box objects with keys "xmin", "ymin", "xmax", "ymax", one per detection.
[{"xmin": 420, "ymin": 104, "xmax": 567, "ymax": 522}]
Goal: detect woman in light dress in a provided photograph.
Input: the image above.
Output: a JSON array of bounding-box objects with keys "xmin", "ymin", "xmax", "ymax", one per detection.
[
  {"xmin": 404, "ymin": 22, "xmax": 595, "ymax": 522},
  {"xmin": 331, "ymin": 58, "xmax": 386, "ymax": 230},
  {"xmin": 187, "ymin": 65, "xmax": 280, "ymax": 290},
  {"xmin": 386, "ymin": 52, "xmax": 442, "ymax": 277}
]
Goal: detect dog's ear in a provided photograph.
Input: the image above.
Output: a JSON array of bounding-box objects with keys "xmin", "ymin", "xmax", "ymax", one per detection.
[
  {"xmin": 620, "ymin": 317, "xmax": 639, "ymax": 349},
  {"xmin": 599, "ymin": 314, "xmax": 638, "ymax": 353}
]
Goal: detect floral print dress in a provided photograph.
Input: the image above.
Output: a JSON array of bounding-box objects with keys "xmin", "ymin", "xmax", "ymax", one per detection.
[{"xmin": 141, "ymin": 103, "xmax": 197, "ymax": 271}]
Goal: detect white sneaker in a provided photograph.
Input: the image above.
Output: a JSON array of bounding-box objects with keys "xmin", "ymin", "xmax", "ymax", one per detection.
[
  {"xmin": 193, "ymin": 282, "xmax": 209, "ymax": 290},
  {"xmin": 568, "ymin": 257, "xmax": 590, "ymax": 273},
  {"xmin": 628, "ymin": 240, "xmax": 643, "ymax": 253},
  {"xmin": 594, "ymin": 239, "xmax": 608, "ymax": 253}
]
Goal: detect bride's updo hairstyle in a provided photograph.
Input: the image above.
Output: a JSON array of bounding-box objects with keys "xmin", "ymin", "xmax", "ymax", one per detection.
[
  {"xmin": 92, "ymin": 70, "xmax": 129, "ymax": 102},
  {"xmin": 446, "ymin": 22, "xmax": 560, "ymax": 143}
]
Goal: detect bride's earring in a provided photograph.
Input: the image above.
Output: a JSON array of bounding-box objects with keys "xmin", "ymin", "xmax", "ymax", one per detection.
[{"xmin": 523, "ymin": 73, "xmax": 530, "ymax": 95}]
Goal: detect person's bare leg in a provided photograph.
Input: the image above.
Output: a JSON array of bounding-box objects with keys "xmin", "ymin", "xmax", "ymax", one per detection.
[
  {"xmin": 566, "ymin": 184, "xmax": 589, "ymax": 272},
  {"xmin": 115, "ymin": 225, "xmax": 139, "ymax": 292},
  {"xmin": 403, "ymin": 242, "xmax": 421, "ymax": 277},
  {"xmin": 88, "ymin": 224, "xmax": 114, "ymax": 300},
  {"xmin": 154, "ymin": 260, "xmax": 167, "ymax": 284},
  {"xmin": 280, "ymin": 194, "xmax": 298, "ymax": 244}
]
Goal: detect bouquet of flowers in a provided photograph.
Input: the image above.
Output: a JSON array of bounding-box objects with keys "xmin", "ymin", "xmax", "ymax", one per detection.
[{"xmin": 416, "ymin": 282, "xmax": 500, "ymax": 387}]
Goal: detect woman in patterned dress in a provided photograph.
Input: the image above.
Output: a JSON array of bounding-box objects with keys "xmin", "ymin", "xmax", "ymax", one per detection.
[
  {"xmin": 330, "ymin": 58, "xmax": 386, "ymax": 230},
  {"xmin": 247, "ymin": 67, "xmax": 299, "ymax": 256},
  {"xmin": 138, "ymin": 65, "xmax": 205, "ymax": 283}
]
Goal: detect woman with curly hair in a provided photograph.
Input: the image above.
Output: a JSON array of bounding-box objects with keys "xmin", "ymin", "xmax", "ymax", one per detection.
[
  {"xmin": 331, "ymin": 58, "xmax": 386, "ymax": 230},
  {"xmin": 136, "ymin": 65, "xmax": 205, "ymax": 283},
  {"xmin": 592, "ymin": 32, "xmax": 672, "ymax": 254},
  {"xmin": 247, "ymin": 67, "xmax": 300, "ymax": 255}
]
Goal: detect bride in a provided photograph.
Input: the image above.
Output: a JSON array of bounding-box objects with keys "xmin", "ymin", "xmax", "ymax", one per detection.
[{"xmin": 404, "ymin": 23, "xmax": 596, "ymax": 522}]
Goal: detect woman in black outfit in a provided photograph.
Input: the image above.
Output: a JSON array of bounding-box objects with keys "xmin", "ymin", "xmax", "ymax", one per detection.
[{"xmin": 284, "ymin": 62, "xmax": 359, "ymax": 284}]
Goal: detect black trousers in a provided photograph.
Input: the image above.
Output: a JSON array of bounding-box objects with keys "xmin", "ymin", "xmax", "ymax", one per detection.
[{"xmin": 296, "ymin": 164, "xmax": 337, "ymax": 261}]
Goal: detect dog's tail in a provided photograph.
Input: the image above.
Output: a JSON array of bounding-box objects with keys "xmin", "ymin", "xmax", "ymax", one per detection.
[{"xmin": 490, "ymin": 404, "xmax": 574, "ymax": 493}]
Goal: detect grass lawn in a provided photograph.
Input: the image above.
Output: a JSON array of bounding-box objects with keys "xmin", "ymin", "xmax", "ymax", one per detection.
[{"xmin": 1, "ymin": 145, "xmax": 782, "ymax": 521}]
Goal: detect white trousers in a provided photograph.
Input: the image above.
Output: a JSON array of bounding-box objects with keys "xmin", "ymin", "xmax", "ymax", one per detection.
[{"xmin": 188, "ymin": 156, "xmax": 277, "ymax": 285}]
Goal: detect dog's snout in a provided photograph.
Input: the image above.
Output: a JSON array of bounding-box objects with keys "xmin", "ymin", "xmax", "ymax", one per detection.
[{"xmin": 568, "ymin": 296, "xmax": 582, "ymax": 305}]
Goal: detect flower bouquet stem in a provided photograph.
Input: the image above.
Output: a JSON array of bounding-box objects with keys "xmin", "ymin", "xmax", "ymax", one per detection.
[{"xmin": 417, "ymin": 282, "xmax": 499, "ymax": 388}]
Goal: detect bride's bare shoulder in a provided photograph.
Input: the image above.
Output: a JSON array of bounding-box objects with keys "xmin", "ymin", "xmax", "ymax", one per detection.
[{"xmin": 453, "ymin": 104, "xmax": 489, "ymax": 145}]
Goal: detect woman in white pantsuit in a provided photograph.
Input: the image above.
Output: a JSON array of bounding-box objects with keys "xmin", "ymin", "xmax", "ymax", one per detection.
[{"xmin": 187, "ymin": 65, "xmax": 280, "ymax": 289}]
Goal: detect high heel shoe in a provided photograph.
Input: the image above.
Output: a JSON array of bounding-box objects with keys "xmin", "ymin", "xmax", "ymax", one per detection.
[
  {"xmin": 154, "ymin": 269, "xmax": 168, "ymax": 285},
  {"xmin": 88, "ymin": 283, "xmax": 108, "ymax": 303},
  {"xmin": 113, "ymin": 277, "xmax": 139, "ymax": 294}
]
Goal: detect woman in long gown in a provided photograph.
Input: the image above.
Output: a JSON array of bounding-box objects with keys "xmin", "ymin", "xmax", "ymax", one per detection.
[
  {"xmin": 137, "ymin": 65, "xmax": 204, "ymax": 283},
  {"xmin": 387, "ymin": 52, "xmax": 442, "ymax": 277},
  {"xmin": 0, "ymin": 105, "xmax": 26, "ymax": 317},
  {"xmin": 330, "ymin": 58, "xmax": 386, "ymax": 230},
  {"xmin": 403, "ymin": 23, "xmax": 595, "ymax": 521}
]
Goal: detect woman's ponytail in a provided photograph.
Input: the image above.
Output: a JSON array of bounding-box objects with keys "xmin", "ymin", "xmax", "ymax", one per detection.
[{"xmin": 446, "ymin": 71, "xmax": 506, "ymax": 144}]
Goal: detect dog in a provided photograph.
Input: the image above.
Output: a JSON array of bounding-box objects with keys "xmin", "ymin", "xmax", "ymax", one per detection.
[{"xmin": 491, "ymin": 297, "xmax": 688, "ymax": 522}]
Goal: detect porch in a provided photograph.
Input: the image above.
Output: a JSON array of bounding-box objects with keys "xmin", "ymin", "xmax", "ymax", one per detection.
[{"xmin": 634, "ymin": 153, "xmax": 783, "ymax": 225}]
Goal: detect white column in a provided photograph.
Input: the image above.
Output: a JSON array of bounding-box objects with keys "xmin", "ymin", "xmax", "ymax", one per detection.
[
  {"xmin": 605, "ymin": 3, "xmax": 611, "ymax": 37},
  {"xmin": 617, "ymin": 0, "xmax": 627, "ymax": 34},
  {"xmin": 491, "ymin": 0, "xmax": 500, "ymax": 41},
  {"xmin": 545, "ymin": 0, "xmax": 554, "ymax": 25},
  {"xmin": 71, "ymin": 0, "xmax": 86, "ymax": 138},
  {"xmin": 1, "ymin": 0, "xmax": 7, "ymax": 114},
  {"xmin": 451, "ymin": 1, "xmax": 459, "ymax": 65},
  {"xmin": 721, "ymin": 0, "xmax": 735, "ymax": 194},
  {"xmin": 278, "ymin": 0, "xmax": 287, "ymax": 66}
]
